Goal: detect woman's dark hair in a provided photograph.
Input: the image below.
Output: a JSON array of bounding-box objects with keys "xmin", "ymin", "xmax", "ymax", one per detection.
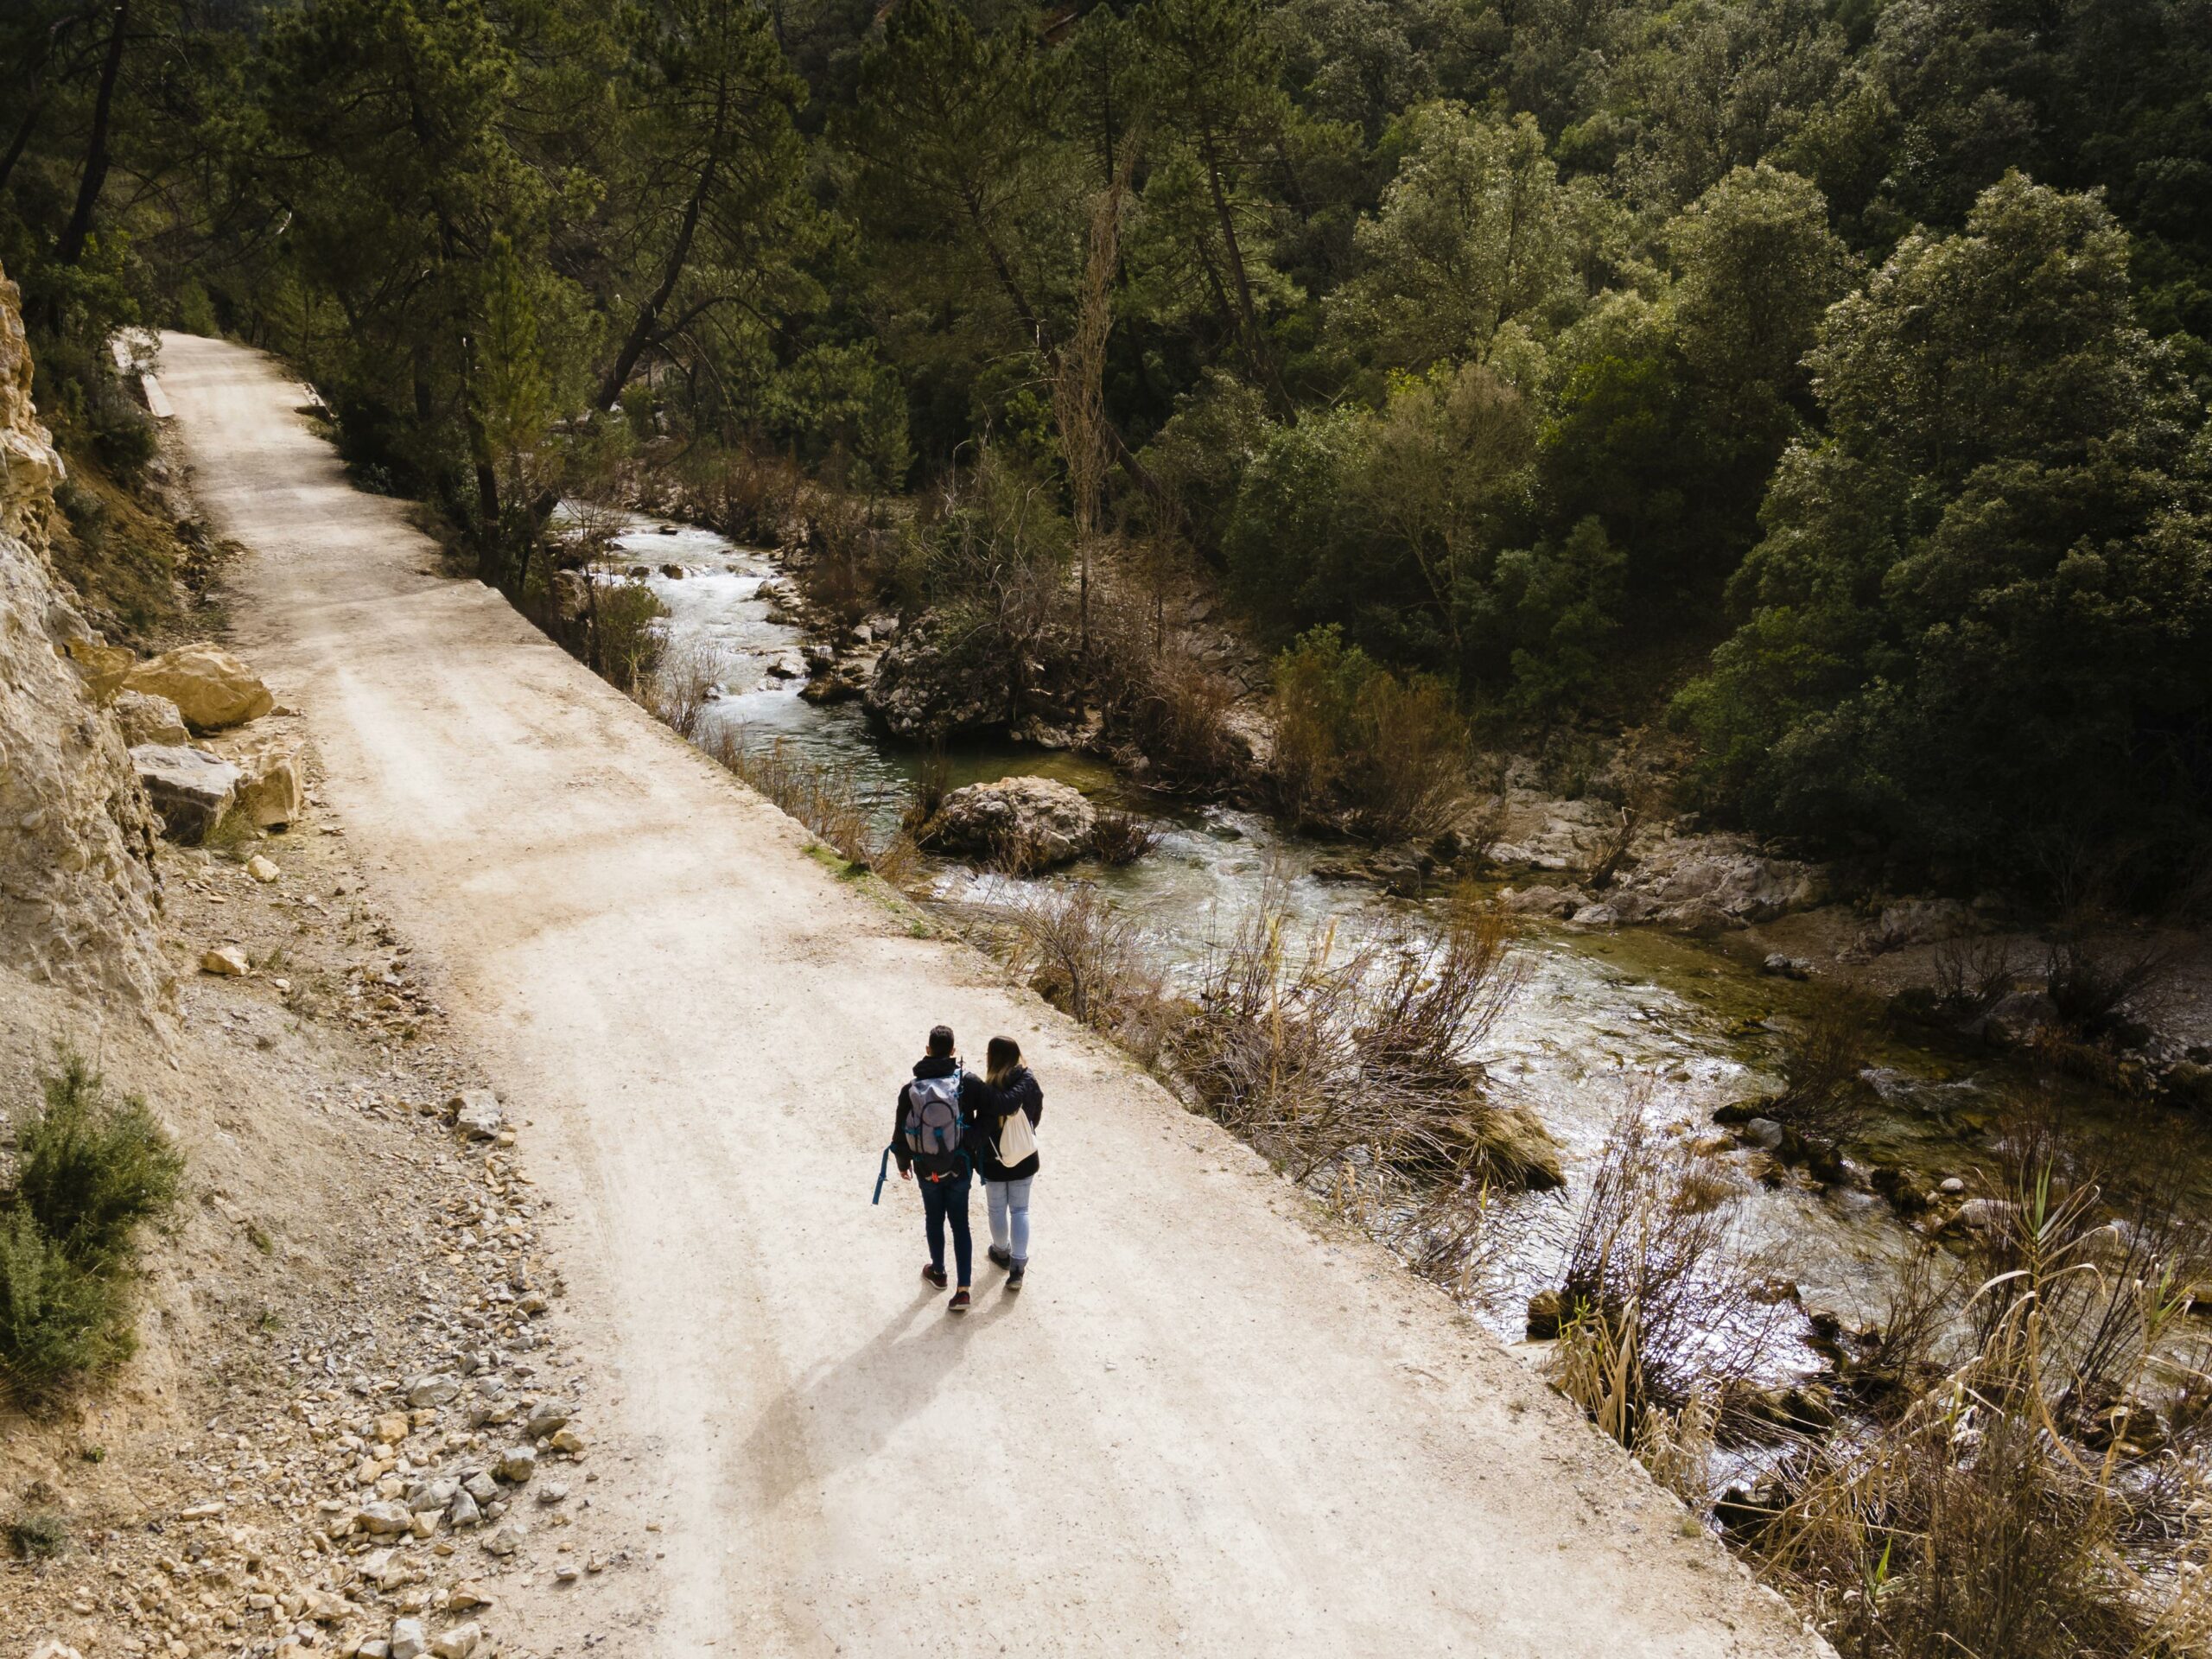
[{"xmin": 986, "ymin": 1036, "xmax": 1022, "ymax": 1088}]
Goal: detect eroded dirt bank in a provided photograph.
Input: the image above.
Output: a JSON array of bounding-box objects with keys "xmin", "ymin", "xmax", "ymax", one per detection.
[{"xmin": 153, "ymin": 329, "xmax": 1827, "ymax": 1657}]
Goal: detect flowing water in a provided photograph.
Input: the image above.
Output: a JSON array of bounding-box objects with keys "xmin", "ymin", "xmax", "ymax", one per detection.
[{"xmin": 607, "ymin": 512, "xmax": 2211, "ymax": 1359}]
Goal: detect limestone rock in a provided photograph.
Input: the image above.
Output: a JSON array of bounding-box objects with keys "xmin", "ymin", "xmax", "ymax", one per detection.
[
  {"xmin": 495, "ymin": 1445, "xmax": 537, "ymax": 1483},
  {"xmin": 388, "ymin": 1618, "xmax": 428, "ymax": 1659},
  {"xmin": 863, "ymin": 610, "xmax": 1014, "ymax": 739},
  {"xmin": 124, "ymin": 641, "xmax": 273, "ymax": 731},
  {"xmin": 921, "ymin": 776, "xmax": 1097, "ymax": 869},
  {"xmin": 63, "ymin": 637, "xmax": 132, "ymax": 702},
  {"xmin": 430, "ymin": 1624, "xmax": 482, "ymax": 1659},
  {"xmin": 448, "ymin": 1089, "xmax": 505, "ymax": 1141},
  {"xmin": 0, "ymin": 261, "xmax": 62, "ymax": 545},
  {"xmin": 133, "ymin": 743, "xmax": 242, "ymax": 842},
  {"xmin": 227, "ymin": 740, "xmax": 306, "ymax": 828},
  {"xmin": 524, "ymin": 1398, "xmax": 571, "ymax": 1440},
  {"xmin": 200, "ymin": 945, "xmax": 249, "ymax": 976},
  {"xmin": 480, "ymin": 1520, "xmax": 524, "ymax": 1557},
  {"xmin": 357, "ymin": 1500, "xmax": 412, "ymax": 1535},
  {"xmin": 1611, "ymin": 835, "xmax": 1824, "ymax": 926},
  {"xmin": 115, "ymin": 689, "xmax": 189, "ymax": 746},
  {"xmin": 0, "ymin": 263, "xmax": 163, "ymax": 1007},
  {"xmin": 247, "ymin": 854, "xmax": 280, "ymax": 883},
  {"xmin": 406, "ymin": 1373, "xmax": 461, "ymax": 1408}
]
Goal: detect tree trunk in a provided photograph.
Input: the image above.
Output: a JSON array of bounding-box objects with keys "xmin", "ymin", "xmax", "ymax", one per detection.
[
  {"xmin": 57, "ymin": 0, "xmax": 130, "ymax": 266},
  {"xmin": 596, "ymin": 85, "xmax": 729, "ymax": 411}
]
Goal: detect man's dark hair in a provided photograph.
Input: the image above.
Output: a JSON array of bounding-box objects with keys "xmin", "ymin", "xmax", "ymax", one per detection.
[{"xmin": 927, "ymin": 1025, "xmax": 956, "ymax": 1057}]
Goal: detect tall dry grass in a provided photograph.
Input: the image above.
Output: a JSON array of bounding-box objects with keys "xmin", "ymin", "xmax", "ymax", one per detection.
[
  {"xmin": 1749, "ymin": 1102, "xmax": 2212, "ymax": 1659},
  {"xmin": 699, "ymin": 728, "xmax": 919, "ymax": 889}
]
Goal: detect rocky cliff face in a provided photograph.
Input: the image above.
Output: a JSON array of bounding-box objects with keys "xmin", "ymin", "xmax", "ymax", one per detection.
[{"xmin": 0, "ymin": 261, "xmax": 165, "ymax": 1007}]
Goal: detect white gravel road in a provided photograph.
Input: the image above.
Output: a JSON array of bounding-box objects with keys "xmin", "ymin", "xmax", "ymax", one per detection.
[{"xmin": 157, "ymin": 331, "xmax": 1827, "ymax": 1658}]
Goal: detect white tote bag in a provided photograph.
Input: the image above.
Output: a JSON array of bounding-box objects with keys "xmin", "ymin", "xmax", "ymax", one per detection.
[{"xmin": 996, "ymin": 1104, "xmax": 1038, "ymax": 1167}]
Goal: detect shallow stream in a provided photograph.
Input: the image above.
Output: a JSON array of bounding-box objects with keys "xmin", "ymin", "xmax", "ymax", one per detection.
[{"xmin": 607, "ymin": 513, "xmax": 2211, "ymax": 1359}]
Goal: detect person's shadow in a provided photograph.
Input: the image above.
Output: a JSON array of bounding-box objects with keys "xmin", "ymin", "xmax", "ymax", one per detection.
[{"xmin": 741, "ymin": 1275, "xmax": 1020, "ymax": 1509}]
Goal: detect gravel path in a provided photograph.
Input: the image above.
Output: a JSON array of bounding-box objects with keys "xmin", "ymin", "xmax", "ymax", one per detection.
[{"xmin": 157, "ymin": 330, "xmax": 1827, "ymax": 1659}]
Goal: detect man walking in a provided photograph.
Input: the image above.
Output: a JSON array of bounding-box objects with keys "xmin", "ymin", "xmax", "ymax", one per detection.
[{"xmin": 893, "ymin": 1025, "xmax": 997, "ymax": 1313}]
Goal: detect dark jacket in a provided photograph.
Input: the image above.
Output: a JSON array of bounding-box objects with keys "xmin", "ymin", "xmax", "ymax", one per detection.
[
  {"xmin": 975, "ymin": 1066, "xmax": 1043, "ymax": 1184},
  {"xmin": 891, "ymin": 1057, "xmax": 1000, "ymax": 1180}
]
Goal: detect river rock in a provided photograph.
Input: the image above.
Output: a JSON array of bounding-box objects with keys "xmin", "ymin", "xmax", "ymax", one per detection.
[
  {"xmin": 863, "ymin": 610, "xmax": 1013, "ymax": 740},
  {"xmin": 1861, "ymin": 897, "xmax": 1975, "ymax": 953},
  {"xmin": 1499, "ymin": 884, "xmax": 1589, "ymax": 919},
  {"xmin": 921, "ymin": 776, "xmax": 1097, "ymax": 868},
  {"xmin": 114, "ymin": 689, "xmax": 189, "ymax": 746},
  {"xmin": 124, "ymin": 641, "xmax": 273, "ymax": 731},
  {"xmin": 1741, "ymin": 1116, "xmax": 1786, "ymax": 1151},
  {"xmin": 1611, "ymin": 834, "xmax": 1823, "ymax": 925},
  {"xmin": 1977, "ymin": 989, "xmax": 2060, "ymax": 1048},
  {"xmin": 1951, "ymin": 1197, "xmax": 2018, "ymax": 1234},
  {"xmin": 134, "ymin": 743, "xmax": 241, "ymax": 842}
]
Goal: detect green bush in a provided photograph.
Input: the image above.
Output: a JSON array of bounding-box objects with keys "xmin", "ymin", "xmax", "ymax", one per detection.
[
  {"xmin": 0, "ymin": 1050, "xmax": 181, "ymax": 1402},
  {"xmin": 16, "ymin": 1051, "xmax": 185, "ymax": 1272},
  {"xmin": 0, "ymin": 1208, "xmax": 132, "ymax": 1395}
]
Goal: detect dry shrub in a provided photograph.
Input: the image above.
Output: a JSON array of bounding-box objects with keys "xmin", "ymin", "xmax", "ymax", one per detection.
[
  {"xmin": 1764, "ymin": 992, "xmax": 1881, "ymax": 1147},
  {"xmin": 1093, "ymin": 810, "xmax": 1160, "ymax": 867},
  {"xmin": 679, "ymin": 443, "xmax": 807, "ymax": 546},
  {"xmin": 984, "ymin": 881, "xmax": 1176, "ymax": 1061},
  {"xmin": 1931, "ymin": 934, "xmax": 2016, "ymax": 1014},
  {"xmin": 1122, "ymin": 652, "xmax": 1245, "ymax": 787},
  {"xmin": 794, "ymin": 493, "xmax": 897, "ymax": 626},
  {"xmin": 649, "ymin": 635, "xmax": 721, "ymax": 738},
  {"xmin": 701, "ymin": 729, "xmax": 916, "ymax": 885},
  {"xmin": 1548, "ymin": 1103, "xmax": 1793, "ymax": 1446},
  {"xmin": 1755, "ymin": 1103, "xmax": 2212, "ymax": 1659},
  {"xmin": 902, "ymin": 743, "xmax": 952, "ymax": 833},
  {"xmin": 1171, "ymin": 876, "xmax": 1539, "ymax": 1192},
  {"xmin": 2043, "ymin": 921, "xmax": 2183, "ymax": 1039}
]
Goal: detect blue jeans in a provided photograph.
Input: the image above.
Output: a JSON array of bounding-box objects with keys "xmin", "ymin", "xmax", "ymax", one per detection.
[
  {"xmin": 986, "ymin": 1177, "xmax": 1033, "ymax": 1265},
  {"xmin": 919, "ymin": 1170, "xmax": 972, "ymax": 1287}
]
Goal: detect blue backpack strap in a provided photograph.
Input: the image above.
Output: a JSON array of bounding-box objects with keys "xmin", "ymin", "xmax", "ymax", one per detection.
[{"xmin": 872, "ymin": 1142, "xmax": 894, "ymax": 1205}]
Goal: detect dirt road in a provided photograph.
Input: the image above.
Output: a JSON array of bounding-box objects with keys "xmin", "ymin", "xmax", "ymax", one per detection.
[{"xmin": 156, "ymin": 331, "xmax": 1823, "ymax": 1658}]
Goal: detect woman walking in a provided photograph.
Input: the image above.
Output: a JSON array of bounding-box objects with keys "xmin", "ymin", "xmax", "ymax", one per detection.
[{"xmin": 977, "ymin": 1036, "xmax": 1042, "ymax": 1290}]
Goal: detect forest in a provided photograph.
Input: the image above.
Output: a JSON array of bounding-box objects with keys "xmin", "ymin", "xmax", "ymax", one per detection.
[{"xmin": 6, "ymin": 0, "xmax": 2212, "ymax": 900}]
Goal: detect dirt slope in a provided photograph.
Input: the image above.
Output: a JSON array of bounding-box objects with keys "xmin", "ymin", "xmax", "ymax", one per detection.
[{"xmin": 156, "ymin": 330, "xmax": 1826, "ymax": 1659}]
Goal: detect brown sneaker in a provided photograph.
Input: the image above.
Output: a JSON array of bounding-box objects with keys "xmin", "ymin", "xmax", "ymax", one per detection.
[
  {"xmin": 922, "ymin": 1264, "xmax": 948, "ymax": 1289},
  {"xmin": 948, "ymin": 1289, "xmax": 972, "ymax": 1313}
]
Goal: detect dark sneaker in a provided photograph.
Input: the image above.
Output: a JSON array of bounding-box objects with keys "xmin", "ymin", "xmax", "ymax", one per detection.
[
  {"xmin": 948, "ymin": 1289, "xmax": 972, "ymax": 1313},
  {"xmin": 987, "ymin": 1245, "xmax": 1013, "ymax": 1270},
  {"xmin": 1006, "ymin": 1263, "xmax": 1026, "ymax": 1291},
  {"xmin": 922, "ymin": 1264, "xmax": 948, "ymax": 1289}
]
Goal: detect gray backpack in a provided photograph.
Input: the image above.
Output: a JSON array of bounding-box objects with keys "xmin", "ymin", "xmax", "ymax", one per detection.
[{"xmin": 902, "ymin": 1070, "xmax": 967, "ymax": 1161}]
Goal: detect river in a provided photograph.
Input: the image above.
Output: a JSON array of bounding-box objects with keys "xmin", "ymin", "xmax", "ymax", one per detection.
[{"xmin": 604, "ymin": 512, "xmax": 2212, "ymax": 1368}]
